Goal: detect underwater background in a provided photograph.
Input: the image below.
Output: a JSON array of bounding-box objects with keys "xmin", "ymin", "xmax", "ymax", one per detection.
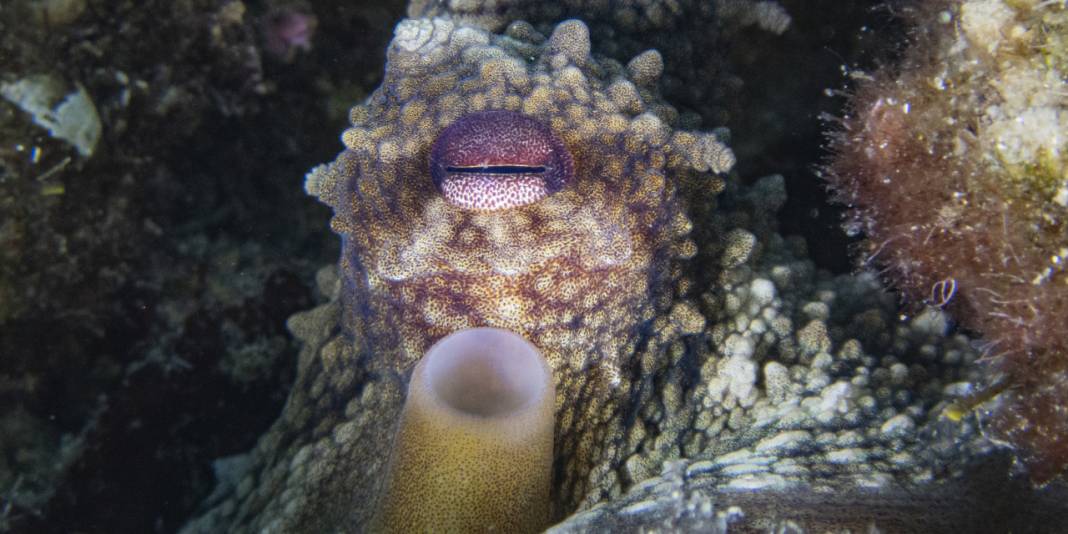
[{"xmin": 2, "ymin": 0, "xmax": 1067, "ymax": 532}]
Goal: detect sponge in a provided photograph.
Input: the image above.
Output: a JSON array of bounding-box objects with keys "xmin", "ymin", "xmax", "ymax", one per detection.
[{"xmin": 371, "ymin": 327, "xmax": 554, "ymax": 533}]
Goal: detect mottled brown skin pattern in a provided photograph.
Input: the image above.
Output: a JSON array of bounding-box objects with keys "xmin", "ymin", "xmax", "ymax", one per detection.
[
  {"xmin": 318, "ymin": 17, "xmax": 733, "ymax": 516},
  {"xmin": 181, "ymin": 17, "xmax": 732, "ymax": 533}
]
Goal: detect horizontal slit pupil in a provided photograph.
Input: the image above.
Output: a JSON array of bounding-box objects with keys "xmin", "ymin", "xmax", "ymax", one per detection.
[{"xmin": 446, "ymin": 165, "xmax": 546, "ymax": 174}]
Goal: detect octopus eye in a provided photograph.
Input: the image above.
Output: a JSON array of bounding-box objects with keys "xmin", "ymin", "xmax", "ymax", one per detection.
[{"xmin": 429, "ymin": 110, "xmax": 575, "ymax": 211}]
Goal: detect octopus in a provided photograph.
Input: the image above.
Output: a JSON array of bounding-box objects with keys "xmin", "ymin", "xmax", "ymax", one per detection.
[{"xmin": 182, "ymin": 13, "xmax": 1068, "ymax": 534}]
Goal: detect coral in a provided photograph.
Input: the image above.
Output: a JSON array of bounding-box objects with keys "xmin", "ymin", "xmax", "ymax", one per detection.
[
  {"xmin": 825, "ymin": 0, "xmax": 1068, "ymax": 484},
  {"xmin": 372, "ymin": 328, "xmax": 554, "ymax": 533},
  {"xmin": 715, "ymin": 0, "xmax": 791, "ymax": 35}
]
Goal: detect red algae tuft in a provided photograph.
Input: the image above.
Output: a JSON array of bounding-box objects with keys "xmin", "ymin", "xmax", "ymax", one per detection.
[{"xmin": 825, "ymin": 0, "xmax": 1068, "ymax": 485}]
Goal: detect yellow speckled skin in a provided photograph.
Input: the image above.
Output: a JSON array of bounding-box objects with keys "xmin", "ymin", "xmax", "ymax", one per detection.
[{"xmin": 307, "ymin": 17, "xmax": 732, "ymax": 515}]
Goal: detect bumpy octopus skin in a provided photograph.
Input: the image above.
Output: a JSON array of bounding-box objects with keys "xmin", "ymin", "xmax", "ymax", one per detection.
[
  {"xmin": 323, "ymin": 18, "xmax": 733, "ymax": 382},
  {"xmin": 183, "ymin": 17, "xmax": 732, "ymax": 533},
  {"xmin": 324, "ymin": 16, "xmax": 733, "ymax": 517}
]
